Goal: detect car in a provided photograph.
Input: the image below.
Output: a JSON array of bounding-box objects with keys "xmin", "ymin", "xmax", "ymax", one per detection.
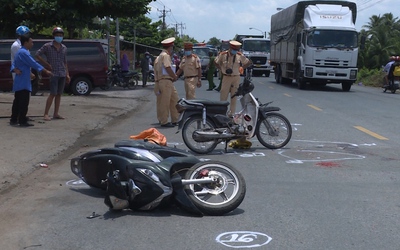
[
  {"xmin": 192, "ymin": 45, "xmax": 219, "ymax": 78},
  {"xmin": 0, "ymin": 39, "xmax": 108, "ymax": 95}
]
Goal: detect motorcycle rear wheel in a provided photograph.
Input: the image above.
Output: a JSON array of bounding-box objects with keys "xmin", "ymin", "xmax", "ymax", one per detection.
[
  {"xmin": 182, "ymin": 116, "xmax": 218, "ymax": 154},
  {"xmin": 184, "ymin": 161, "xmax": 246, "ymax": 216},
  {"xmin": 256, "ymin": 112, "xmax": 292, "ymax": 149}
]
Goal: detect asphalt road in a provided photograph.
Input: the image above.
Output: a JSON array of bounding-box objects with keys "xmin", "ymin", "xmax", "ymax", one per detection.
[{"xmin": 0, "ymin": 77, "xmax": 399, "ymax": 250}]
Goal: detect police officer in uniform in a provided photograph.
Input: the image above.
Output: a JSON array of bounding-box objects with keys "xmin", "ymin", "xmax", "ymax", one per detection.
[
  {"xmin": 214, "ymin": 40, "xmax": 252, "ymax": 116},
  {"xmin": 153, "ymin": 37, "xmax": 179, "ymax": 127},
  {"xmin": 175, "ymin": 42, "xmax": 202, "ymax": 99}
]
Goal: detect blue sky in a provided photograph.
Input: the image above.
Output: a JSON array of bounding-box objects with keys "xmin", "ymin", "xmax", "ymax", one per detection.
[{"xmin": 147, "ymin": 0, "xmax": 397, "ymax": 42}]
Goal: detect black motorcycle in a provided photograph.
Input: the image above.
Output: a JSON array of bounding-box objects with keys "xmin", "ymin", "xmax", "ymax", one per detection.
[
  {"xmin": 383, "ymin": 76, "xmax": 400, "ymax": 93},
  {"xmin": 176, "ymin": 68, "xmax": 292, "ymax": 154},
  {"xmin": 102, "ymin": 64, "xmax": 139, "ymax": 90},
  {"xmin": 70, "ymin": 140, "xmax": 246, "ymax": 216}
]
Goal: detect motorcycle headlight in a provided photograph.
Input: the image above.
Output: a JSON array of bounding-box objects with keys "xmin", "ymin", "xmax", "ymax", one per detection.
[{"xmin": 137, "ymin": 168, "xmax": 160, "ymax": 183}]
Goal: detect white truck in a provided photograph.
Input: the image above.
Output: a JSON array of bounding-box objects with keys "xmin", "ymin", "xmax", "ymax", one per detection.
[
  {"xmin": 270, "ymin": 1, "xmax": 359, "ymax": 91},
  {"xmin": 235, "ymin": 34, "xmax": 273, "ymax": 77}
]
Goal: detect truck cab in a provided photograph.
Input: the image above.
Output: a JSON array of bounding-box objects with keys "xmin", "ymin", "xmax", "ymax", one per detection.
[{"xmin": 235, "ymin": 35, "xmax": 273, "ymax": 77}]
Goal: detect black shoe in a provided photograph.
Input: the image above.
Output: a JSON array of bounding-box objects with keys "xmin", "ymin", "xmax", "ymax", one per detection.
[
  {"xmin": 10, "ymin": 121, "xmax": 18, "ymax": 126},
  {"xmin": 171, "ymin": 122, "xmax": 178, "ymax": 126},
  {"xmin": 19, "ymin": 123, "xmax": 34, "ymax": 127},
  {"xmin": 215, "ymin": 88, "xmax": 220, "ymax": 92},
  {"xmin": 161, "ymin": 123, "xmax": 174, "ymax": 127}
]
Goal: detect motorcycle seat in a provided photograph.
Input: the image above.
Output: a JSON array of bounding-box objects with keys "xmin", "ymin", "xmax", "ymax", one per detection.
[{"xmin": 183, "ymin": 99, "xmax": 229, "ymax": 107}]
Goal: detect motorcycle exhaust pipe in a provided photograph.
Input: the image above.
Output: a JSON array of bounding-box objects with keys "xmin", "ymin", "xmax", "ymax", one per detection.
[
  {"xmin": 181, "ymin": 177, "xmax": 216, "ymax": 185},
  {"xmin": 193, "ymin": 131, "xmax": 235, "ymax": 142}
]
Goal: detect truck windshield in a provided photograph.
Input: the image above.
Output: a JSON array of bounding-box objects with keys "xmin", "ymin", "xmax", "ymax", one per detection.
[
  {"xmin": 307, "ymin": 30, "xmax": 358, "ymax": 48},
  {"xmin": 242, "ymin": 40, "xmax": 271, "ymax": 52}
]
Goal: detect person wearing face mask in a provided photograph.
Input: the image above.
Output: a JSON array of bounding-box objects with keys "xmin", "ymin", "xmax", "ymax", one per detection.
[
  {"xmin": 214, "ymin": 40, "xmax": 251, "ymax": 116},
  {"xmin": 36, "ymin": 27, "xmax": 70, "ymax": 121},
  {"xmin": 140, "ymin": 52, "xmax": 151, "ymax": 87},
  {"xmin": 175, "ymin": 42, "xmax": 202, "ymax": 99}
]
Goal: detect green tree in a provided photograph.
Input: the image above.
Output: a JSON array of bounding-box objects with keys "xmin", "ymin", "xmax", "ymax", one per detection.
[
  {"xmin": 361, "ymin": 13, "xmax": 400, "ymax": 69},
  {"xmin": 207, "ymin": 37, "xmax": 221, "ymax": 47},
  {"xmin": 0, "ymin": 0, "xmax": 152, "ymax": 38}
]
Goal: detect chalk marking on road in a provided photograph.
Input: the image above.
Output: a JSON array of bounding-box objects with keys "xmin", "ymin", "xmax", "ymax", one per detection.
[
  {"xmin": 307, "ymin": 104, "xmax": 322, "ymax": 111},
  {"xmin": 66, "ymin": 179, "xmax": 90, "ymax": 188},
  {"xmin": 279, "ymin": 149, "xmax": 365, "ymax": 164},
  {"xmin": 291, "ymin": 123, "xmax": 302, "ymax": 131},
  {"xmin": 293, "ymin": 139, "xmax": 359, "ymax": 147},
  {"xmin": 216, "ymin": 231, "xmax": 272, "ymax": 248},
  {"xmin": 284, "ymin": 93, "xmax": 292, "ymax": 97},
  {"xmin": 354, "ymin": 126, "xmax": 388, "ymax": 140}
]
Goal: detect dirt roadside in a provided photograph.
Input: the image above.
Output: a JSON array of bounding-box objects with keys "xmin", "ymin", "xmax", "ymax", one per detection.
[{"xmin": 0, "ymin": 83, "xmax": 153, "ymax": 193}]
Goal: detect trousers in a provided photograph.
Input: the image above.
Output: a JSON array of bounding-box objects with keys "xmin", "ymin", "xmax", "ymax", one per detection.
[
  {"xmin": 11, "ymin": 89, "xmax": 30, "ymax": 124},
  {"xmin": 154, "ymin": 79, "xmax": 179, "ymax": 125},
  {"xmin": 184, "ymin": 77, "xmax": 198, "ymax": 99},
  {"xmin": 220, "ymin": 75, "xmax": 240, "ymax": 116}
]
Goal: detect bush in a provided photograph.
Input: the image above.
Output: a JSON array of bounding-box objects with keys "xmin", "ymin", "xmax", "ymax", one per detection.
[{"xmin": 357, "ymin": 67, "xmax": 385, "ymax": 87}]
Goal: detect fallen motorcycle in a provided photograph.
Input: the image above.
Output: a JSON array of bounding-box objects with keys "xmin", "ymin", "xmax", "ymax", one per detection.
[
  {"xmin": 176, "ymin": 68, "xmax": 292, "ymax": 154},
  {"xmin": 70, "ymin": 140, "xmax": 246, "ymax": 216}
]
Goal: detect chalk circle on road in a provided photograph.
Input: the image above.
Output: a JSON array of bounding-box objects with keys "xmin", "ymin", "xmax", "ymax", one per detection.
[
  {"xmin": 216, "ymin": 231, "xmax": 272, "ymax": 248},
  {"xmin": 66, "ymin": 179, "xmax": 90, "ymax": 188}
]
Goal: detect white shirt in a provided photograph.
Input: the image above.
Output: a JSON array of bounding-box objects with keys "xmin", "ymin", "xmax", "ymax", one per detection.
[
  {"xmin": 11, "ymin": 39, "xmax": 21, "ymax": 80},
  {"xmin": 384, "ymin": 61, "xmax": 395, "ymax": 74}
]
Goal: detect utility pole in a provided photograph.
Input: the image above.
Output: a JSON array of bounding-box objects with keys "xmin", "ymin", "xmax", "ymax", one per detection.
[
  {"xmin": 158, "ymin": 6, "xmax": 171, "ymax": 31},
  {"xmin": 172, "ymin": 22, "xmax": 185, "ymax": 38}
]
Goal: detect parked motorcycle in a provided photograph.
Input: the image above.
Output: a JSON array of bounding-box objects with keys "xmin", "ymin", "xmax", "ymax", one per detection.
[
  {"xmin": 383, "ymin": 76, "xmax": 400, "ymax": 93},
  {"xmin": 70, "ymin": 140, "xmax": 246, "ymax": 216},
  {"xmin": 176, "ymin": 68, "xmax": 292, "ymax": 154},
  {"xmin": 102, "ymin": 64, "xmax": 139, "ymax": 90}
]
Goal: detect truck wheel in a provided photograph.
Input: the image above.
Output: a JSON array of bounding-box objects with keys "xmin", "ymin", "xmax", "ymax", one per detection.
[{"xmin": 342, "ymin": 81, "xmax": 352, "ymax": 92}]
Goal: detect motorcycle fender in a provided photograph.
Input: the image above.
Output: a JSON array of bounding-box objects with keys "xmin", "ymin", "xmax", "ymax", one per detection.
[
  {"xmin": 170, "ymin": 173, "xmax": 203, "ymax": 216},
  {"xmin": 258, "ymin": 106, "xmax": 280, "ymax": 119},
  {"xmin": 177, "ymin": 110, "xmax": 205, "ymax": 130}
]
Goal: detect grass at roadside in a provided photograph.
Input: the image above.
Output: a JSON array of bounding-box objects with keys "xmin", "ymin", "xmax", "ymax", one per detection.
[{"xmin": 357, "ymin": 68, "xmax": 385, "ymax": 87}]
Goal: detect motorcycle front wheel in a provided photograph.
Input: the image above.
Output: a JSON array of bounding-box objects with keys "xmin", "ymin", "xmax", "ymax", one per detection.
[
  {"xmin": 182, "ymin": 116, "xmax": 218, "ymax": 154},
  {"xmin": 127, "ymin": 76, "xmax": 138, "ymax": 89},
  {"xmin": 184, "ymin": 161, "xmax": 246, "ymax": 216},
  {"xmin": 256, "ymin": 112, "xmax": 292, "ymax": 149}
]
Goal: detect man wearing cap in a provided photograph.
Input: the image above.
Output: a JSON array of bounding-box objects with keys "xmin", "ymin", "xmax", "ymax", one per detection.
[
  {"xmin": 214, "ymin": 40, "xmax": 252, "ymax": 116},
  {"xmin": 175, "ymin": 42, "xmax": 202, "ymax": 99},
  {"xmin": 153, "ymin": 37, "xmax": 179, "ymax": 127},
  {"xmin": 11, "ymin": 26, "xmax": 32, "ymax": 80}
]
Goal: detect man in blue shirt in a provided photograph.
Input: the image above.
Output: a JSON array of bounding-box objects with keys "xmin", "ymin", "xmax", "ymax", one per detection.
[{"xmin": 10, "ymin": 33, "xmax": 52, "ymax": 127}]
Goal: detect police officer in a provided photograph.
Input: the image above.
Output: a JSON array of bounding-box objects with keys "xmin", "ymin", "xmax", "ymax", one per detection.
[
  {"xmin": 153, "ymin": 37, "xmax": 179, "ymax": 127},
  {"xmin": 214, "ymin": 40, "xmax": 252, "ymax": 116},
  {"xmin": 175, "ymin": 42, "xmax": 202, "ymax": 99}
]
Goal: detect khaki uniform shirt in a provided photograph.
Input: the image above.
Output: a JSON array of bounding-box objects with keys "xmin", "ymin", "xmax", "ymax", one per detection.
[
  {"xmin": 179, "ymin": 54, "xmax": 201, "ymax": 77},
  {"xmin": 214, "ymin": 51, "xmax": 250, "ymax": 76},
  {"xmin": 154, "ymin": 49, "xmax": 174, "ymax": 81}
]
